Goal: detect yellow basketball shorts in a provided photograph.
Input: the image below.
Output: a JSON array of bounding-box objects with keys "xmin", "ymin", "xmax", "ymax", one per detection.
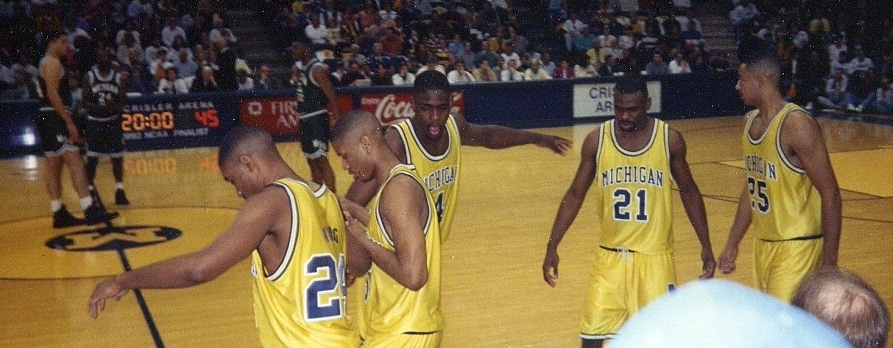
[
  {"xmin": 361, "ymin": 331, "xmax": 442, "ymax": 348},
  {"xmin": 580, "ymin": 248, "xmax": 676, "ymax": 340},
  {"xmin": 753, "ymin": 237, "xmax": 823, "ymax": 302}
]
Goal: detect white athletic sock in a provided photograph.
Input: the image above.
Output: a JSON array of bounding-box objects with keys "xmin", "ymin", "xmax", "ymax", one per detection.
[
  {"xmin": 50, "ymin": 200, "xmax": 62, "ymax": 213},
  {"xmin": 80, "ymin": 196, "xmax": 94, "ymax": 210},
  {"xmin": 115, "ymin": 182, "xmax": 124, "ymax": 190},
  {"xmin": 88, "ymin": 185, "xmax": 95, "ymax": 191}
]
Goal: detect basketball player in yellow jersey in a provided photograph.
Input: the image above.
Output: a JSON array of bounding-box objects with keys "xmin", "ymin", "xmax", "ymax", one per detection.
[
  {"xmin": 88, "ymin": 126, "xmax": 359, "ymax": 348},
  {"xmin": 333, "ymin": 110, "xmax": 443, "ymax": 347},
  {"xmin": 719, "ymin": 46, "xmax": 841, "ymax": 302},
  {"xmin": 542, "ymin": 76, "xmax": 715, "ymax": 348},
  {"xmin": 345, "ymin": 71, "xmax": 572, "ymax": 241}
]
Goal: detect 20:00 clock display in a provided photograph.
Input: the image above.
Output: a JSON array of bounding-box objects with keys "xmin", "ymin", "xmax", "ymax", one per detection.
[{"xmin": 121, "ymin": 112, "xmax": 175, "ymax": 132}]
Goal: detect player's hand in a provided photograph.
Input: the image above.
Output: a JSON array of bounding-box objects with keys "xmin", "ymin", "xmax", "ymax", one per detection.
[
  {"xmin": 88, "ymin": 278, "xmax": 129, "ymax": 319},
  {"xmin": 542, "ymin": 248, "xmax": 560, "ymax": 287},
  {"xmin": 342, "ymin": 211, "xmax": 367, "ymax": 241},
  {"xmin": 718, "ymin": 246, "xmax": 738, "ymax": 274},
  {"xmin": 700, "ymin": 248, "xmax": 716, "ymax": 279},
  {"xmin": 539, "ymin": 135, "xmax": 572, "ymax": 156}
]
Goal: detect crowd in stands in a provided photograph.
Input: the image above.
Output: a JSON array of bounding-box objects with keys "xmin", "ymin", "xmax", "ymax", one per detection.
[
  {"xmin": 731, "ymin": 0, "xmax": 893, "ymax": 114},
  {"xmin": 1, "ymin": 0, "xmax": 891, "ymax": 115},
  {"xmin": 253, "ymin": 0, "xmax": 737, "ymax": 90},
  {"xmin": 0, "ymin": 0, "xmax": 259, "ymax": 100}
]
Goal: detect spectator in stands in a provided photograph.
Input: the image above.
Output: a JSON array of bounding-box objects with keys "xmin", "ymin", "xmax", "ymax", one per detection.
[
  {"xmin": 584, "ymin": 39, "xmax": 607, "ymax": 71},
  {"xmin": 475, "ymin": 39, "xmax": 500, "ymax": 70},
  {"xmin": 645, "ymin": 52, "xmax": 669, "ymax": 75},
  {"xmin": 191, "ymin": 65, "xmax": 220, "ymax": 93},
  {"xmin": 325, "ymin": 17, "xmax": 347, "ymax": 55},
  {"xmin": 573, "ymin": 26, "xmax": 597, "ymax": 54},
  {"xmin": 553, "ymin": 60, "xmax": 574, "ymax": 79},
  {"xmin": 789, "ymin": 23, "xmax": 809, "ymax": 49},
  {"xmin": 166, "ymin": 36, "xmax": 193, "ymax": 62},
  {"xmin": 215, "ymin": 38, "xmax": 238, "ymax": 90},
  {"xmin": 123, "ymin": 67, "xmax": 151, "ymax": 96},
  {"xmin": 458, "ymin": 41, "xmax": 476, "ymax": 72},
  {"xmin": 729, "ymin": 0, "xmax": 759, "ymax": 44},
  {"xmin": 447, "ymin": 34, "xmax": 465, "ymax": 60},
  {"xmin": 831, "ymin": 52, "xmax": 850, "ymax": 78},
  {"xmin": 690, "ymin": 49, "xmax": 711, "ymax": 73},
  {"xmin": 668, "ymin": 52, "xmax": 692, "ymax": 74},
  {"xmin": 116, "ymin": 32, "xmax": 144, "ymax": 68},
  {"xmin": 500, "ymin": 59, "xmax": 524, "ymax": 81},
  {"xmin": 392, "ymin": 63, "xmax": 415, "ymax": 85},
  {"xmin": 370, "ymin": 64, "xmax": 393, "ymax": 86},
  {"xmin": 156, "ymin": 67, "xmax": 190, "ymax": 94},
  {"xmin": 447, "ymin": 61, "xmax": 475, "ymax": 84},
  {"xmin": 236, "ymin": 69, "xmax": 254, "ymax": 90},
  {"xmin": 380, "ymin": 26, "xmax": 404, "ymax": 57},
  {"xmin": 255, "ymin": 65, "xmax": 281, "ymax": 90},
  {"xmin": 368, "ymin": 42, "xmax": 393, "ymax": 71},
  {"xmin": 792, "ymin": 268, "xmax": 890, "ymax": 348},
  {"xmin": 563, "ymin": 12, "xmax": 587, "ymax": 52},
  {"xmin": 472, "ymin": 59, "xmax": 498, "ymax": 82},
  {"xmin": 710, "ymin": 52, "xmax": 732, "ymax": 72},
  {"xmin": 828, "ymin": 36, "xmax": 847, "ymax": 66},
  {"xmin": 681, "ymin": 20, "xmax": 704, "ymax": 49},
  {"xmin": 345, "ymin": 44, "xmax": 367, "ymax": 67},
  {"xmin": 173, "ymin": 48, "xmax": 198, "ymax": 79},
  {"xmin": 808, "ymin": 11, "xmax": 832, "ymax": 43},
  {"xmin": 340, "ymin": 61, "xmax": 367, "ymax": 86},
  {"xmin": 161, "ymin": 16, "xmax": 187, "ymax": 48},
  {"xmin": 524, "ymin": 59, "xmax": 552, "ymax": 81},
  {"xmin": 208, "ymin": 15, "xmax": 237, "ymax": 45},
  {"xmin": 500, "ymin": 44, "xmax": 521, "ymax": 70},
  {"xmin": 305, "ymin": 15, "xmax": 329, "ymax": 51},
  {"xmin": 10, "ymin": 52, "xmax": 37, "ymax": 81},
  {"xmin": 795, "ymin": 51, "xmax": 827, "ymax": 109},
  {"xmin": 149, "ymin": 48, "xmax": 170, "ymax": 82},
  {"xmin": 417, "ymin": 55, "xmax": 446, "ymax": 75},
  {"xmin": 115, "ymin": 20, "xmax": 141, "ymax": 48},
  {"xmin": 144, "ymin": 37, "xmax": 164, "ymax": 66},
  {"xmin": 540, "ymin": 53, "xmax": 556, "ymax": 76},
  {"xmin": 817, "ymin": 68, "xmax": 855, "ymax": 110},
  {"xmin": 575, "ymin": 56, "xmax": 598, "ymax": 77},
  {"xmin": 507, "ymin": 27, "xmax": 529, "ymax": 56},
  {"xmin": 848, "ymin": 48, "xmax": 875, "ymax": 75}
]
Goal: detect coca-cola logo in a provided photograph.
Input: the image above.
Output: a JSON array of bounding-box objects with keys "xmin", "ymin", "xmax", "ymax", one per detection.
[{"xmin": 361, "ymin": 92, "xmax": 464, "ymax": 125}]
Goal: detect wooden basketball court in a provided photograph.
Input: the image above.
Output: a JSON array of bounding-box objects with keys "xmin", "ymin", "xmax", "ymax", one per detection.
[{"xmin": 1, "ymin": 115, "xmax": 891, "ymax": 347}]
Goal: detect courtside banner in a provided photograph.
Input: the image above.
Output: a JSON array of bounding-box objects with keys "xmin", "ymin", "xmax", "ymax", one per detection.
[
  {"xmin": 358, "ymin": 91, "xmax": 464, "ymax": 126},
  {"xmin": 572, "ymin": 81, "xmax": 662, "ymax": 118},
  {"xmin": 238, "ymin": 95, "xmax": 353, "ymax": 135}
]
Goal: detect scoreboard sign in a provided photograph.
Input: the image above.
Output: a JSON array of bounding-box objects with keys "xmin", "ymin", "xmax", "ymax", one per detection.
[{"xmin": 121, "ymin": 98, "xmax": 232, "ymax": 151}]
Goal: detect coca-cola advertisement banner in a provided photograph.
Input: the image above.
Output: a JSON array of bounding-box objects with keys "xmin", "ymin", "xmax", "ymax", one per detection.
[
  {"xmin": 239, "ymin": 95, "xmax": 354, "ymax": 134},
  {"xmin": 359, "ymin": 92, "xmax": 464, "ymax": 126}
]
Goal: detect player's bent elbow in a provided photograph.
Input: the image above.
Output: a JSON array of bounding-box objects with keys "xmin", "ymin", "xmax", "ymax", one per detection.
[
  {"xmin": 403, "ymin": 270, "xmax": 429, "ymax": 291},
  {"xmin": 186, "ymin": 265, "xmax": 219, "ymax": 285}
]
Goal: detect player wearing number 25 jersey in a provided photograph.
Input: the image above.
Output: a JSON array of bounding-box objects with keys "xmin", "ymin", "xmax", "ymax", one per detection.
[
  {"xmin": 251, "ymin": 178, "xmax": 359, "ymax": 348},
  {"xmin": 543, "ymin": 77, "xmax": 715, "ymax": 348},
  {"xmin": 719, "ymin": 47, "xmax": 841, "ymax": 304}
]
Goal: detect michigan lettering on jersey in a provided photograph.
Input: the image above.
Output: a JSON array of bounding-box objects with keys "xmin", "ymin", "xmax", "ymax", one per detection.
[
  {"xmin": 601, "ymin": 166, "xmax": 664, "ymax": 188},
  {"xmin": 744, "ymin": 155, "xmax": 777, "ymax": 180},
  {"xmin": 423, "ymin": 165, "xmax": 456, "ymax": 192}
]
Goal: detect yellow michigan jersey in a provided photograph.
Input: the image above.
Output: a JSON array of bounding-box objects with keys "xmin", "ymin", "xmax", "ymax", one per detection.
[
  {"xmin": 391, "ymin": 115, "xmax": 460, "ymax": 242},
  {"xmin": 251, "ymin": 179, "xmax": 359, "ymax": 348},
  {"xmin": 362, "ymin": 164, "xmax": 443, "ymax": 340},
  {"xmin": 595, "ymin": 119, "xmax": 675, "ymax": 255},
  {"xmin": 742, "ymin": 103, "xmax": 822, "ymax": 241}
]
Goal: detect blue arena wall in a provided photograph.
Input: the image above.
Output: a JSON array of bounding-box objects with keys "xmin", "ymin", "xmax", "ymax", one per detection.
[{"xmin": 0, "ymin": 72, "xmax": 746, "ymax": 158}]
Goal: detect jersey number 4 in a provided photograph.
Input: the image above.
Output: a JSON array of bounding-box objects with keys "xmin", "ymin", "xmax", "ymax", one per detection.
[
  {"xmin": 305, "ymin": 253, "xmax": 346, "ymax": 321},
  {"xmin": 613, "ymin": 188, "xmax": 648, "ymax": 222},
  {"xmin": 747, "ymin": 176, "xmax": 770, "ymax": 213}
]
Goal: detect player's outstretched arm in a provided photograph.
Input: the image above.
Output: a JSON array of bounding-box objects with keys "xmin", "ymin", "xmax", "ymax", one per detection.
[
  {"xmin": 543, "ymin": 129, "xmax": 599, "ymax": 287},
  {"xmin": 88, "ymin": 186, "xmax": 283, "ymax": 318},
  {"xmin": 668, "ymin": 129, "xmax": 715, "ymax": 279},
  {"xmin": 453, "ymin": 113, "xmax": 571, "ymax": 155},
  {"xmin": 719, "ymin": 186, "xmax": 753, "ymax": 274},
  {"xmin": 783, "ymin": 111, "xmax": 841, "ymax": 268}
]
